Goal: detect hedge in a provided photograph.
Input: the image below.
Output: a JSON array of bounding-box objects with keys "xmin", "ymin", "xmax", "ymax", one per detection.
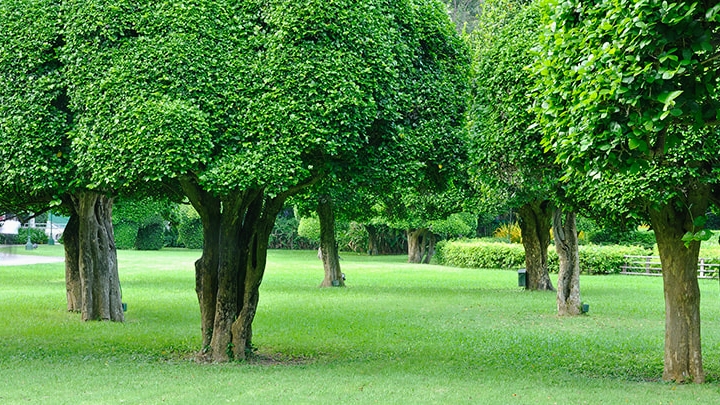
[
  {"xmin": 113, "ymin": 221, "xmax": 139, "ymax": 250},
  {"xmin": 135, "ymin": 222, "xmax": 165, "ymax": 250},
  {"xmin": 17, "ymin": 228, "xmax": 48, "ymax": 245},
  {"xmin": 435, "ymin": 239, "xmax": 650, "ymax": 275}
]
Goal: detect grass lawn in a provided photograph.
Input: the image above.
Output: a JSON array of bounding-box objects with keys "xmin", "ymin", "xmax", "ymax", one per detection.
[{"xmin": 2, "ymin": 245, "xmax": 720, "ymax": 404}]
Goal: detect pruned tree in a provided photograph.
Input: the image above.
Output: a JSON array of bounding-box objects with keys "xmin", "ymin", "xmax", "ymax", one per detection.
[
  {"xmin": 0, "ymin": 1, "xmax": 123, "ymax": 321},
  {"xmin": 56, "ymin": 0, "xmax": 468, "ymax": 362},
  {"xmin": 534, "ymin": 0, "xmax": 720, "ymax": 382},
  {"xmin": 469, "ymin": 0, "xmax": 561, "ymax": 292}
]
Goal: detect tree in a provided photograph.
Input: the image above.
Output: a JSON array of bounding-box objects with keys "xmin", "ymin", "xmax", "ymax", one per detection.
[
  {"xmin": 534, "ymin": 0, "xmax": 720, "ymax": 382},
  {"xmin": 60, "ymin": 0, "xmax": 469, "ymax": 362},
  {"xmin": 0, "ymin": 1, "xmax": 123, "ymax": 321},
  {"xmin": 469, "ymin": 0, "xmax": 559, "ymax": 291}
]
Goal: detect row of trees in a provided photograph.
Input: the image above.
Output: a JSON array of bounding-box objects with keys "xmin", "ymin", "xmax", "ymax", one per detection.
[{"xmin": 2, "ymin": 0, "xmax": 718, "ymax": 383}]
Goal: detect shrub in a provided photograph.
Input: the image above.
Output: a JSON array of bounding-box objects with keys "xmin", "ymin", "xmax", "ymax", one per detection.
[
  {"xmin": 114, "ymin": 221, "xmax": 139, "ymax": 250},
  {"xmin": 436, "ymin": 239, "xmax": 650, "ymax": 274},
  {"xmin": 17, "ymin": 227, "xmax": 48, "ymax": 245},
  {"xmin": 587, "ymin": 228, "xmax": 656, "ymax": 250},
  {"xmin": 493, "ymin": 222, "xmax": 522, "ymax": 243},
  {"xmin": 438, "ymin": 240, "xmax": 526, "ymax": 269},
  {"xmin": 268, "ymin": 213, "xmax": 316, "ymax": 250},
  {"xmin": 430, "ymin": 212, "xmax": 476, "ymax": 239},
  {"xmin": 176, "ymin": 205, "xmax": 203, "ymax": 249},
  {"xmin": 297, "ymin": 216, "xmax": 321, "ymax": 242},
  {"xmin": 337, "ymin": 221, "xmax": 368, "ymax": 252},
  {"xmin": 548, "ymin": 244, "xmax": 649, "ymax": 275},
  {"xmin": 135, "ymin": 222, "xmax": 165, "ymax": 250}
]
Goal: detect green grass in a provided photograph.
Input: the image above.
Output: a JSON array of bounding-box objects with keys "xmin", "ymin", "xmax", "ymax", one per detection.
[{"xmin": 2, "ymin": 245, "xmax": 720, "ymax": 404}]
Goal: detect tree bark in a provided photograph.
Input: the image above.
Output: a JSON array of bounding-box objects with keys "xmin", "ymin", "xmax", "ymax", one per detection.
[
  {"xmin": 182, "ymin": 175, "xmax": 318, "ymax": 362},
  {"xmin": 407, "ymin": 228, "xmax": 425, "ymax": 263},
  {"xmin": 63, "ymin": 209, "xmax": 81, "ymax": 312},
  {"xmin": 180, "ymin": 178, "xmax": 221, "ymax": 352},
  {"xmin": 422, "ymin": 232, "xmax": 436, "ymax": 264},
  {"xmin": 407, "ymin": 228, "xmax": 437, "ymax": 264},
  {"xmin": 71, "ymin": 191, "xmax": 123, "ymax": 322},
  {"xmin": 553, "ymin": 209, "xmax": 581, "ymax": 316},
  {"xmin": 650, "ymin": 186, "xmax": 709, "ymax": 383},
  {"xmin": 317, "ymin": 195, "xmax": 344, "ymax": 287},
  {"xmin": 518, "ymin": 200, "xmax": 554, "ymax": 291}
]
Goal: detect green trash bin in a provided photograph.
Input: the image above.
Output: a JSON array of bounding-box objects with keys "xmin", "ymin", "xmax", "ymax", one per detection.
[{"xmin": 518, "ymin": 268, "xmax": 526, "ymax": 288}]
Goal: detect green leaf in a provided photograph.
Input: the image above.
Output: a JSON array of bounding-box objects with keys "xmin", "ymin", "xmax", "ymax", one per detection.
[
  {"xmin": 693, "ymin": 215, "xmax": 707, "ymax": 228},
  {"xmin": 656, "ymin": 90, "xmax": 683, "ymax": 108},
  {"xmin": 628, "ymin": 137, "xmax": 647, "ymax": 151}
]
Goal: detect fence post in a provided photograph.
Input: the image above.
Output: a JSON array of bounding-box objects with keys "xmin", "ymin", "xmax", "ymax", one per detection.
[
  {"xmin": 645, "ymin": 256, "xmax": 651, "ymax": 275},
  {"xmin": 699, "ymin": 258, "xmax": 706, "ymax": 278}
]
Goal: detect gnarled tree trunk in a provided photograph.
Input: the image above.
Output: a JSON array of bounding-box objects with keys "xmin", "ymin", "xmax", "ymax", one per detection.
[
  {"xmin": 553, "ymin": 209, "xmax": 581, "ymax": 316},
  {"xmin": 63, "ymin": 209, "xmax": 81, "ymax": 312},
  {"xmin": 180, "ymin": 181, "xmax": 221, "ymax": 352},
  {"xmin": 181, "ymin": 176, "xmax": 317, "ymax": 362},
  {"xmin": 71, "ymin": 191, "xmax": 123, "ymax": 322},
  {"xmin": 407, "ymin": 228, "xmax": 428, "ymax": 263},
  {"xmin": 518, "ymin": 200, "xmax": 554, "ymax": 291},
  {"xmin": 650, "ymin": 186, "xmax": 709, "ymax": 383},
  {"xmin": 317, "ymin": 195, "xmax": 343, "ymax": 287}
]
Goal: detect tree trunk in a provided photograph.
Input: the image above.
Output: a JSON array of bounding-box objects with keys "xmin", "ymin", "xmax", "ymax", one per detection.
[
  {"xmin": 422, "ymin": 232, "xmax": 436, "ymax": 264},
  {"xmin": 518, "ymin": 200, "xmax": 554, "ymax": 291},
  {"xmin": 407, "ymin": 228, "xmax": 425, "ymax": 263},
  {"xmin": 181, "ymin": 175, "xmax": 318, "ymax": 362},
  {"xmin": 63, "ymin": 209, "xmax": 81, "ymax": 312},
  {"xmin": 407, "ymin": 228, "xmax": 436, "ymax": 264},
  {"xmin": 180, "ymin": 178, "xmax": 221, "ymax": 352},
  {"xmin": 553, "ymin": 209, "xmax": 581, "ymax": 316},
  {"xmin": 650, "ymin": 187, "xmax": 709, "ymax": 383},
  {"xmin": 366, "ymin": 224, "xmax": 379, "ymax": 256},
  {"xmin": 317, "ymin": 195, "xmax": 343, "ymax": 287},
  {"xmin": 71, "ymin": 191, "xmax": 123, "ymax": 322}
]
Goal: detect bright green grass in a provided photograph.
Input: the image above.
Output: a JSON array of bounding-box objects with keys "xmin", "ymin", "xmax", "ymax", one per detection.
[{"xmin": 2, "ymin": 246, "xmax": 720, "ymax": 404}]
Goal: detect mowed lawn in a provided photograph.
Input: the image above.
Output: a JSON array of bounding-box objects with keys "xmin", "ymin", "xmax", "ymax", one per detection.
[{"xmin": 2, "ymin": 246, "xmax": 720, "ymax": 404}]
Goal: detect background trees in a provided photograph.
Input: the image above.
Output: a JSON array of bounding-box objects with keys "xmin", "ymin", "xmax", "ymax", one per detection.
[{"xmin": 534, "ymin": 0, "xmax": 720, "ymax": 382}]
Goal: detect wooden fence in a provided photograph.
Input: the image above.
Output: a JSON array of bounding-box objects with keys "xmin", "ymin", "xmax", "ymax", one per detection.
[{"xmin": 620, "ymin": 255, "xmax": 720, "ymax": 279}]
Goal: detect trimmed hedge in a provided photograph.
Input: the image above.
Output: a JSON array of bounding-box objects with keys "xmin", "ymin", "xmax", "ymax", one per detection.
[
  {"xmin": 114, "ymin": 221, "xmax": 139, "ymax": 250},
  {"xmin": 436, "ymin": 239, "xmax": 649, "ymax": 275},
  {"xmin": 136, "ymin": 222, "xmax": 165, "ymax": 250},
  {"xmin": 548, "ymin": 244, "xmax": 650, "ymax": 275},
  {"xmin": 435, "ymin": 240, "xmax": 525, "ymax": 269}
]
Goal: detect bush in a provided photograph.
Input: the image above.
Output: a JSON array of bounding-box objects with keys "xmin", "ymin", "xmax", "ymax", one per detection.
[
  {"xmin": 114, "ymin": 222, "xmax": 139, "ymax": 250},
  {"xmin": 337, "ymin": 222, "xmax": 367, "ymax": 252},
  {"xmin": 268, "ymin": 213, "xmax": 316, "ymax": 250},
  {"xmin": 297, "ymin": 216, "xmax": 321, "ymax": 242},
  {"xmin": 436, "ymin": 239, "xmax": 650, "ymax": 274},
  {"xmin": 176, "ymin": 205, "xmax": 203, "ymax": 249},
  {"xmin": 430, "ymin": 212, "xmax": 476, "ymax": 239},
  {"xmin": 437, "ymin": 240, "xmax": 526, "ymax": 269},
  {"xmin": 587, "ymin": 228, "xmax": 656, "ymax": 250},
  {"xmin": 548, "ymin": 244, "xmax": 649, "ymax": 275},
  {"xmin": 493, "ymin": 222, "xmax": 522, "ymax": 243},
  {"xmin": 135, "ymin": 222, "xmax": 165, "ymax": 250},
  {"xmin": 17, "ymin": 227, "xmax": 47, "ymax": 245}
]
